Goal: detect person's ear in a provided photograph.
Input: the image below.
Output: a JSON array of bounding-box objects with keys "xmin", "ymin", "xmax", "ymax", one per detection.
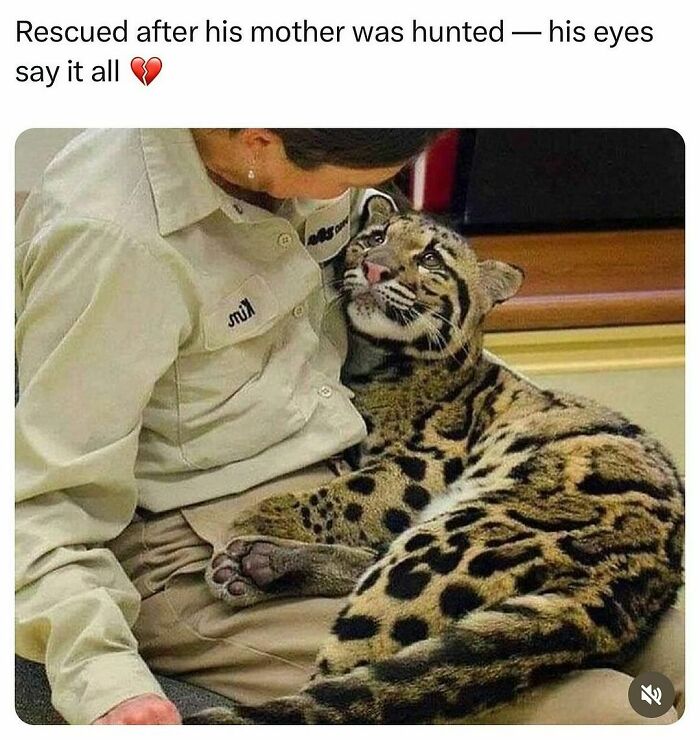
[{"xmin": 237, "ymin": 129, "xmax": 280, "ymax": 160}]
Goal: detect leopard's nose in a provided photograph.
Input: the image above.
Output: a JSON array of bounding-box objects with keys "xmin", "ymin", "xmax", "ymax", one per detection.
[{"xmin": 363, "ymin": 261, "xmax": 393, "ymax": 284}]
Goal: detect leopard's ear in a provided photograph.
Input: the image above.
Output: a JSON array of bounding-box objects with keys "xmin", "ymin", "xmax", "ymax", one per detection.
[
  {"xmin": 479, "ymin": 260, "xmax": 525, "ymax": 309},
  {"xmin": 361, "ymin": 194, "xmax": 397, "ymax": 229}
]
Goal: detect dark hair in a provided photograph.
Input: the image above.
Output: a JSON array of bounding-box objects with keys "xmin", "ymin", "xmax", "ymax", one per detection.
[{"xmin": 266, "ymin": 129, "xmax": 446, "ymax": 170}]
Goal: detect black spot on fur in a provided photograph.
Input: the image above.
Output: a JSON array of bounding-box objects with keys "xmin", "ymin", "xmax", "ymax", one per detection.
[
  {"xmin": 468, "ymin": 545, "xmax": 542, "ymax": 578},
  {"xmin": 579, "ymin": 473, "xmax": 670, "ymax": 500},
  {"xmin": 356, "ymin": 566, "xmax": 382, "ymax": 595},
  {"xmin": 386, "ymin": 559, "xmax": 431, "ymax": 600},
  {"xmin": 609, "ymin": 568, "xmax": 669, "ymax": 619},
  {"xmin": 506, "ymin": 424, "xmax": 644, "ymax": 455},
  {"xmin": 439, "ymin": 584, "xmax": 483, "ymax": 618},
  {"xmin": 443, "ymin": 457, "xmax": 465, "ymax": 485},
  {"xmin": 447, "ymin": 532, "xmax": 470, "ymax": 549},
  {"xmin": 506, "ymin": 435, "xmax": 545, "ymax": 453},
  {"xmin": 423, "ymin": 546, "xmax": 464, "ymax": 575},
  {"xmin": 344, "ymin": 503, "xmax": 363, "ymax": 522},
  {"xmin": 405, "ymin": 533, "xmax": 436, "ymax": 552},
  {"xmin": 332, "ymin": 614, "xmax": 380, "ymax": 641},
  {"xmin": 585, "ymin": 594, "xmax": 628, "ymax": 638},
  {"xmin": 403, "ymin": 484, "xmax": 430, "ymax": 510},
  {"xmin": 510, "ymin": 458, "xmax": 536, "ymax": 484},
  {"xmin": 470, "ymin": 464, "xmax": 497, "ymax": 479},
  {"xmin": 445, "ymin": 507, "xmax": 485, "ymax": 531},
  {"xmin": 391, "ymin": 617, "xmax": 429, "ymax": 646},
  {"xmin": 347, "ymin": 476, "xmax": 376, "ymax": 495},
  {"xmin": 515, "ymin": 564, "xmax": 550, "ymax": 593},
  {"xmin": 651, "ymin": 505, "xmax": 672, "ymax": 523},
  {"xmin": 384, "ymin": 508, "xmax": 411, "ymax": 534},
  {"xmin": 395, "ymin": 456, "xmax": 427, "ymax": 481},
  {"xmin": 507, "ymin": 508, "xmax": 603, "ymax": 532},
  {"xmin": 485, "ymin": 531, "xmax": 534, "ymax": 547},
  {"xmin": 559, "ymin": 533, "xmax": 657, "ymax": 566}
]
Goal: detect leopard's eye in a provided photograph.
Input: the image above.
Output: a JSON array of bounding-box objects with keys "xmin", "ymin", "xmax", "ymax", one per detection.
[
  {"xmin": 367, "ymin": 231, "xmax": 385, "ymax": 247},
  {"xmin": 419, "ymin": 250, "xmax": 442, "ymax": 269}
]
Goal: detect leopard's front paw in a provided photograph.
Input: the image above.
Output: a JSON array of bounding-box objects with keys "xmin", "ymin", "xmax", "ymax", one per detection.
[{"xmin": 206, "ymin": 536, "xmax": 304, "ymax": 608}]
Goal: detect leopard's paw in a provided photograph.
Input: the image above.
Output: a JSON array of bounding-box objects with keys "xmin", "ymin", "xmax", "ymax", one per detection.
[{"xmin": 206, "ymin": 536, "xmax": 304, "ymax": 608}]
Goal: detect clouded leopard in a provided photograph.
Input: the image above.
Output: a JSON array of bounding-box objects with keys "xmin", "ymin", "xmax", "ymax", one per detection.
[{"xmin": 190, "ymin": 196, "xmax": 684, "ymax": 724}]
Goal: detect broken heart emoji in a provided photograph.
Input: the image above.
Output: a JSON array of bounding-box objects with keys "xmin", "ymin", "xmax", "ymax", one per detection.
[{"xmin": 130, "ymin": 57, "xmax": 162, "ymax": 86}]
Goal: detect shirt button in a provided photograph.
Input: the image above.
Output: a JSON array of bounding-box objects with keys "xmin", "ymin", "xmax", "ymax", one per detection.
[
  {"xmin": 293, "ymin": 305, "xmax": 305, "ymax": 318},
  {"xmin": 277, "ymin": 233, "xmax": 293, "ymax": 248},
  {"xmin": 318, "ymin": 385, "xmax": 333, "ymax": 399}
]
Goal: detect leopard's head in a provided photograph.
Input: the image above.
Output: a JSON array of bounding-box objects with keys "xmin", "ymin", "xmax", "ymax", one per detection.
[{"xmin": 343, "ymin": 195, "xmax": 524, "ymax": 361}]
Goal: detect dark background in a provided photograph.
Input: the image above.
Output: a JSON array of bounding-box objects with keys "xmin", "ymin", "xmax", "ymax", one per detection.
[{"xmin": 407, "ymin": 129, "xmax": 685, "ymax": 234}]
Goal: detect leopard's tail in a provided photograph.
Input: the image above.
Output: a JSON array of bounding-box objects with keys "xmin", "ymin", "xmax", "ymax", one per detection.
[{"xmin": 189, "ymin": 584, "xmax": 677, "ymax": 724}]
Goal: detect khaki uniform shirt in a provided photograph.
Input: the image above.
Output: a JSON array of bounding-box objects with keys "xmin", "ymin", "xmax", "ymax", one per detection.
[{"xmin": 15, "ymin": 129, "xmax": 377, "ymax": 723}]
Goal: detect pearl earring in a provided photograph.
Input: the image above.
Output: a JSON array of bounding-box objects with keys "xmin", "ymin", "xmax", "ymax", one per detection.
[{"xmin": 247, "ymin": 168, "xmax": 255, "ymax": 181}]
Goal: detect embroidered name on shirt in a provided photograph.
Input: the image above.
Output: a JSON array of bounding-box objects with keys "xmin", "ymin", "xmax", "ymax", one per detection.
[{"xmin": 228, "ymin": 298, "xmax": 256, "ymax": 328}]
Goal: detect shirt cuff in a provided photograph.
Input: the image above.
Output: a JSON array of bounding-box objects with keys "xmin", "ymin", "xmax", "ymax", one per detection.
[{"xmin": 51, "ymin": 651, "xmax": 167, "ymax": 725}]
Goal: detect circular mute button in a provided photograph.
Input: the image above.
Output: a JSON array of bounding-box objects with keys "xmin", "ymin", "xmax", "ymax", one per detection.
[
  {"xmin": 277, "ymin": 233, "xmax": 293, "ymax": 248},
  {"xmin": 318, "ymin": 385, "xmax": 333, "ymax": 399},
  {"xmin": 628, "ymin": 671, "xmax": 676, "ymax": 718}
]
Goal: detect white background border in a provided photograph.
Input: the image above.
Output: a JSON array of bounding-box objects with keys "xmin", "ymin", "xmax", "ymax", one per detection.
[{"xmin": 2, "ymin": 0, "xmax": 695, "ymax": 735}]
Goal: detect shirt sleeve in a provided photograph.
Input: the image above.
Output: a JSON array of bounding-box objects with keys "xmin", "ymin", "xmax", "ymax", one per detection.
[{"xmin": 15, "ymin": 217, "xmax": 194, "ymax": 724}]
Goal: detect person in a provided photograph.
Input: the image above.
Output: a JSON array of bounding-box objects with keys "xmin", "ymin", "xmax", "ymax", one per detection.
[
  {"xmin": 15, "ymin": 128, "xmax": 438, "ymax": 725},
  {"xmin": 15, "ymin": 129, "xmax": 683, "ymax": 726}
]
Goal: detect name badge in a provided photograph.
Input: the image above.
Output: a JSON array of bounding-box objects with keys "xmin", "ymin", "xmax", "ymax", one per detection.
[
  {"xmin": 203, "ymin": 275, "xmax": 279, "ymax": 349},
  {"xmin": 304, "ymin": 190, "xmax": 352, "ymax": 263}
]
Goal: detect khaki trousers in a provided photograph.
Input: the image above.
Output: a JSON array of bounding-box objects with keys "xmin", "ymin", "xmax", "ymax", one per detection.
[{"xmin": 107, "ymin": 462, "xmax": 683, "ymax": 724}]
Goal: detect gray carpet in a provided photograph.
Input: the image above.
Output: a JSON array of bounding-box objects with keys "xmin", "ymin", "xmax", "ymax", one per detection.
[{"xmin": 15, "ymin": 656, "xmax": 237, "ymax": 724}]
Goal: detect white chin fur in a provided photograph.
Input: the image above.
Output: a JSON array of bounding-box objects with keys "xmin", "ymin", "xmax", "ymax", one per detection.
[{"xmin": 347, "ymin": 300, "xmax": 433, "ymax": 343}]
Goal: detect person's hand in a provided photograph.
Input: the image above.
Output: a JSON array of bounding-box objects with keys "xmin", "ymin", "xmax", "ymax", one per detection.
[{"xmin": 92, "ymin": 693, "xmax": 182, "ymax": 724}]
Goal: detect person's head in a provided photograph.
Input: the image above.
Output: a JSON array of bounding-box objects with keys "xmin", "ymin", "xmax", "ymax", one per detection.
[{"xmin": 192, "ymin": 128, "xmax": 445, "ymax": 199}]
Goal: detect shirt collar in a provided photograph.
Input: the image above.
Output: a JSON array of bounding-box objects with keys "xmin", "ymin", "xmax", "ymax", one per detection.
[
  {"xmin": 140, "ymin": 128, "xmax": 228, "ymax": 236},
  {"xmin": 140, "ymin": 129, "xmax": 355, "ymax": 242}
]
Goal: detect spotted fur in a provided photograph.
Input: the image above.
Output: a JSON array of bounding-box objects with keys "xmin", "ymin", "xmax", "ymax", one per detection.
[{"xmin": 196, "ymin": 198, "xmax": 684, "ymax": 724}]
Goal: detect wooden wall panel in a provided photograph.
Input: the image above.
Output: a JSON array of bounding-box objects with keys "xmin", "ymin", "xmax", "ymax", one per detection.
[{"xmin": 470, "ymin": 229, "xmax": 685, "ymax": 331}]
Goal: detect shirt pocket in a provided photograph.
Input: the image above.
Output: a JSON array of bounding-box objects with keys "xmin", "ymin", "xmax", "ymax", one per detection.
[
  {"xmin": 202, "ymin": 275, "xmax": 280, "ymax": 350},
  {"xmin": 174, "ymin": 276, "xmax": 308, "ymax": 469}
]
